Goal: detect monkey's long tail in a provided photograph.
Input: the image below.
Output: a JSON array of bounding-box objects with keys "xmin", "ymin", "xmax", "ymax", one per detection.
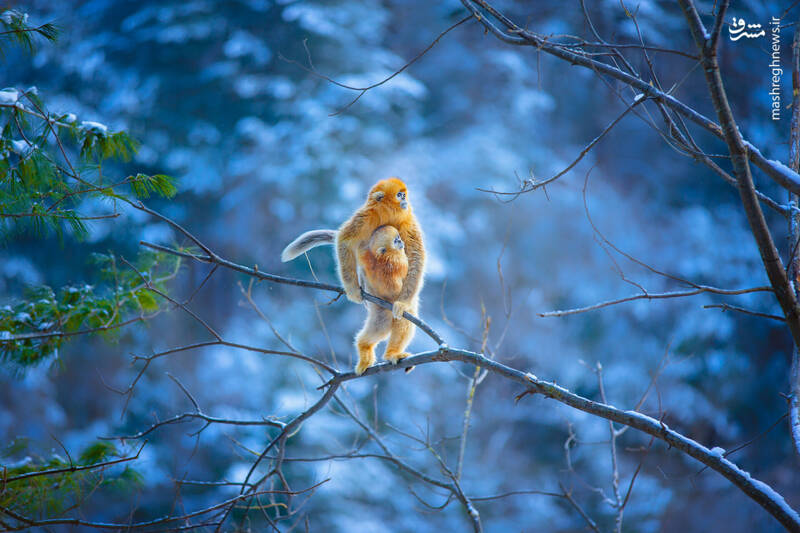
[{"xmin": 281, "ymin": 229, "xmax": 337, "ymax": 262}]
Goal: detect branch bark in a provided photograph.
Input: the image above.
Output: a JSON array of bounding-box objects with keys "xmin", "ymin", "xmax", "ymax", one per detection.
[{"xmin": 789, "ymin": 20, "xmax": 800, "ymax": 459}]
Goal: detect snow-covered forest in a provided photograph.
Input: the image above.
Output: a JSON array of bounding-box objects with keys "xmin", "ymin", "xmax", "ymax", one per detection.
[{"xmin": 2, "ymin": 1, "xmax": 800, "ymax": 531}]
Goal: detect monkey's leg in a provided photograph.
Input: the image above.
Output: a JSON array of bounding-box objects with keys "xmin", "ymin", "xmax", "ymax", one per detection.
[
  {"xmin": 354, "ymin": 305, "xmax": 391, "ymax": 375},
  {"xmin": 383, "ymin": 315, "xmax": 416, "ymax": 365}
]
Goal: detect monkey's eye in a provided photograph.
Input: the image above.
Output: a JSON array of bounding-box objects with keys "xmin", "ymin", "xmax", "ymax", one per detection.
[
  {"xmin": 396, "ymin": 191, "xmax": 406, "ymax": 200},
  {"xmin": 378, "ymin": 247, "xmax": 386, "ymax": 255}
]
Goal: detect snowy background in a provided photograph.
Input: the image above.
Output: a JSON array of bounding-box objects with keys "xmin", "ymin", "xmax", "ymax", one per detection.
[{"xmin": 1, "ymin": 0, "xmax": 798, "ymax": 531}]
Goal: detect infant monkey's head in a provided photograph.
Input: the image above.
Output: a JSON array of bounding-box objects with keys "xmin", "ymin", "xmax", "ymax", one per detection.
[{"xmin": 369, "ymin": 225, "xmax": 405, "ymax": 257}]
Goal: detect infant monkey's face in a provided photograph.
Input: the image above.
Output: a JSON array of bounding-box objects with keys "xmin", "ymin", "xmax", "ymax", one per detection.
[{"xmin": 370, "ymin": 226, "xmax": 405, "ymax": 256}]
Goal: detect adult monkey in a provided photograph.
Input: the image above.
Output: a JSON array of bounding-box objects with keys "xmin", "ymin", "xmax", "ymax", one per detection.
[{"xmin": 281, "ymin": 178, "xmax": 425, "ymax": 373}]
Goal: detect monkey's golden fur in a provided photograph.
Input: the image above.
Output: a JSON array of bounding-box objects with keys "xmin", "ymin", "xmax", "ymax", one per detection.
[
  {"xmin": 336, "ymin": 178, "xmax": 425, "ymax": 374},
  {"xmin": 336, "ymin": 178, "xmax": 424, "ymax": 312},
  {"xmin": 358, "ymin": 225, "xmax": 408, "ymax": 300},
  {"xmin": 280, "ymin": 178, "xmax": 425, "ymax": 375},
  {"xmin": 353, "ymin": 225, "xmax": 417, "ymax": 375}
]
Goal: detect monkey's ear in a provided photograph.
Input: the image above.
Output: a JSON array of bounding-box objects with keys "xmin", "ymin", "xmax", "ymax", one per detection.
[{"xmin": 372, "ymin": 190, "xmax": 385, "ymax": 202}]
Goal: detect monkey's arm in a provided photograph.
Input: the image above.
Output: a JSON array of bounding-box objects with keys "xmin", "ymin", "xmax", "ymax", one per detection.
[
  {"xmin": 336, "ymin": 212, "xmax": 368, "ymax": 304},
  {"xmin": 392, "ymin": 222, "xmax": 424, "ymax": 318}
]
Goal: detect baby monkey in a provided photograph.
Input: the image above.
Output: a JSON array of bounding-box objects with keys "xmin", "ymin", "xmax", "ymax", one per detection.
[
  {"xmin": 281, "ymin": 224, "xmax": 417, "ymax": 375},
  {"xmin": 355, "ymin": 225, "xmax": 417, "ymax": 375}
]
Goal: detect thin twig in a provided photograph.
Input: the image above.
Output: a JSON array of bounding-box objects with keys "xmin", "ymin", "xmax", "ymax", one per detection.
[
  {"xmin": 703, "ymin": 303, "xmax": 785, "ymax": 322},
  {"xmin": 280, "ymin": 15, "xmax": 472, "ymax": 116},
  {"xmin": 540, "ymin": 286, "xmax": 772, "ymax": 317}
]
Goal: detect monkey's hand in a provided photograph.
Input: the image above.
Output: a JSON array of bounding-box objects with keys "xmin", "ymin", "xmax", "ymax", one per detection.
[
  {"xmin": 344, "ymin": 285, "xmax": 363, "ymax": 304},
  {"xmin": 392, "ymin": 300, "xmax": 412, "ymax": 319}
]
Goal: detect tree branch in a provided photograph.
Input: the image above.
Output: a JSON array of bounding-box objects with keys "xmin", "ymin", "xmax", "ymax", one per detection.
[
  {"xmin": 460, "ymin": 0, "xmax": 800, "ymax": 196},
  {"xmin": 539, "ymin": 286, "xmax": 772, "ymax": 317},
  {"xmin": 790, "ymin": 18, "xmax": 800, "ymax": 459}
]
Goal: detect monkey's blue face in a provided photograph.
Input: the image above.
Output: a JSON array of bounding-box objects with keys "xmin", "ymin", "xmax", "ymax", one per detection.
[
  {"xmin": 396, "ymin": 189, "xmax": 408, "ymax": 210},
  {"xmin": 377, "ymin": 235, "xmax": 404, "ymax": 256},
  {"xmin": 370, "ymin": 178, "xmax": 409, "ymax": 210}
]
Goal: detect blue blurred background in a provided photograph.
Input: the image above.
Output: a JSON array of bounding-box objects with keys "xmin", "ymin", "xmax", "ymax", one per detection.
[{"xmin": 1, "ymin": 0, "xmax": 798, "ymax": 531}]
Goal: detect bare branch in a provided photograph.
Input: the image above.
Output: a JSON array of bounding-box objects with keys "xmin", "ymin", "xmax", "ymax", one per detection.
[
  {"xmin": 478, "ymin": 97, "xmax": 644, "ymax": 198},
  {"xmin": 280, "ymin": 15, "xmax": 472, "ymax": 116},
  {"xmin": 703, "ymin": 303, "xmax": 786, "ymax": 322},
  {"xmin": 559, "ymin": 481, "xmax": 601, "ymax": 533},
  {"xmin": 595, "ymin": 363, "xmax": 623, "ymax": 532},
  {"xmin": 539, "ymin": 286, "xmax": 773, "ymax": 317},
  {"xmin": 789, "ymin": 17, "xmax": 800, "ymax": 460},
  {"xmin": 708, "ymin": 0, "xmax": 730, "ymax": 52},
  {"xmin": 103, "ymin": 408, "xmax": 285, "ymax": 441},
  {"xmin": 471, "ymin": 489, "xmax": 564, "ymax": 501}
]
